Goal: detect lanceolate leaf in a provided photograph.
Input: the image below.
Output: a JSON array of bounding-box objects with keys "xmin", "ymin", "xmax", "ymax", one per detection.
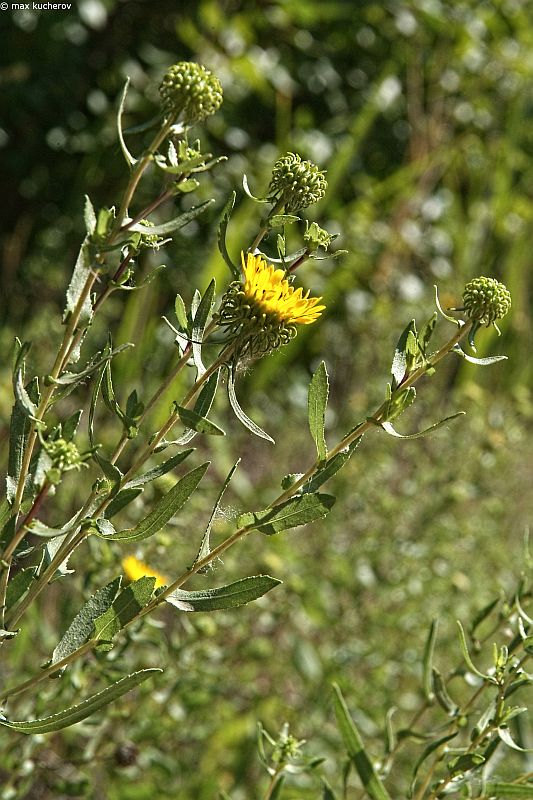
[
  {"xmin": 92, "ymin": 577, "xmax": 155, "ymax": 650},
  {"xmin": 176, "ymin": 406, "xmax": 225, "ymax": 436},
  {"xmin": 64, "ymin": 237, "xmax": 93, "ymax": 328},
  {"xmin": 303, "ymin": 438, "xmax": 362, "ymax": 494},
  {"xmin": 116, "ymin": 77, "xmax": 137, "ymax": 167},
  {"xmin": 218, "ymin": 191, "xmax": 240, "ymax": 278},
  {"xmin": 127, "ymin": 200, "xmax": 214, "ymax": 236},
  {"xmin": 193, "ymin": 460, "xmax": 240, "ymax": 569},
  {"xmin": 332, "ymin": 684, "xmax": 392, "ymax": 800},
  {"xmin": 84, "ymin": 194, "xmax": 97, "ymax": 236},
  {"xmin": 51, "ymin": 577, "xmax": 122, "ymax": 667},
  {"xmin": 166, "ymin": 575, "xmax": 281, "ymax": 612},
  {"xmin": 103, "ymin": 463, "xmax": 209, "ymax": 542},
  {"xmin": 0, "ymin": 670, "xmax": 161, "ymax": 734},
  {"xmin": 379, "ymin": 412, "xmax": 465, "ymax": 440},
  {"xmin": 308, "ymin": 361, "xmax": 329, "ymax": 462},
  {"xmin": 122, "ymin": 449, "xmax": 194, "ymax": 490},
  {"xmin": 238, "ymin": 493, "xmax": 335, "ymax": 536},
  {"xmin": 453, "ymin": 345, "xmax": 508, "ymax": 366},
  {"xmin": 7, "ymin": 376, "xmax": 39, "ymax": 503},
  {"xmin": 409, "ymin": 732, "xmax": 458, "ymax": 796},
  {"xmin": 423, "ymin": 619, "xmax": 439, "ymax": 702},
  {"xmin": 391, "ymin": 319, "xmax": 418, "ymax": 388},
  {"xmin": 191, "ymin": 279, "xmax": 216, "ymax": 377},
  {"xmin": 5, "ymin": 568, "xmax": 36, "ymax": 610},
  {"xmin": 104, "ymin": 487, "xmax": 143, "ymax": 519},
  {"xmin": 228, "ymin": 367, "xmax": 274, "ymax": 443},
  {"xmin": 172, "ymin": 371, "xmax": 221, "ymax": 447},
  {"xmin": 483, "ymin": 783, "xmax": 533, "ymax": 797}
]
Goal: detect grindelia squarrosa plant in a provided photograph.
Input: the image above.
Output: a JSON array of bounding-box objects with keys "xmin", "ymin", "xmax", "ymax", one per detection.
[{"xmin": 1, "ymin": 62, "xmax": 528, "ymax": 799}]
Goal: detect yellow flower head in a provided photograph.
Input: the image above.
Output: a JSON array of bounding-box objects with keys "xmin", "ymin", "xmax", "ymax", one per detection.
[
  {"xmin": 215, "ymin": 252, "xmax": 325, "ymax": 358},
  {"xmin": 122, "ymin": 555, "xmax": 168, "ymax": 589},
  {"xmin": 242, "ymin": 252, "xmax": 325, "ymax": 325}
]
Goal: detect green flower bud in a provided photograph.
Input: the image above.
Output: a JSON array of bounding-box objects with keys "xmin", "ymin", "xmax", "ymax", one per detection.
[
  {"xmin": 268, "ymin": 152, "xmax": 327, "ymax": 213},
  {"xmin": 303, "ymin": 221, "xmax": 334, "ymax": 252},
  {"xmin": 45, "ymin": 438, "xmax": 85, "ymax": 473},
  {"xmin": 462, "ymin": 276, "xmax": 511, "ymax": 326},
  {"xmin": 159, "ymin": 62, "xmax": 223, "ymax": 124}
]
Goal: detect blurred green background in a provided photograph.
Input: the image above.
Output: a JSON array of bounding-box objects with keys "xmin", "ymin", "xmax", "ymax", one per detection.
[{"xmin": 1, "ymin": 0, "xmax": 533, "ymax": 797}]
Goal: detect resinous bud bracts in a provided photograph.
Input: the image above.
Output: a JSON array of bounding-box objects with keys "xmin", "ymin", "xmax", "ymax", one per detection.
[
  {"xmin": 462, "ymin": 276, "xmax": 511, "ymax": 326},
  {"xmin": 214, "ymin": 282, "xmax": 297, "ymax": 359},
  {"xmin": 159, "ymin": 62, "xmax": 223, "ymax": 125},
  {"xmin": 267, "ymin": 152, "xmax": 327, "ymax": 213}
]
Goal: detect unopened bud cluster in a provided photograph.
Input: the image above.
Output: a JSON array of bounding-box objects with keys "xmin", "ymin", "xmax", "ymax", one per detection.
[
  {"xmin": 462, "ymin": 277, "xmax": 511, "ymax": 326},
  {"xmin": 45, "ymin": 438, "xmax": 84, "ymax": 473},
  {"xmin": 268, "ymin": 152, "xmax": 327, "ymax": 213},
  {"xmin": 159, "ymin": 62, "xmax": 223, "ymax": 125}
]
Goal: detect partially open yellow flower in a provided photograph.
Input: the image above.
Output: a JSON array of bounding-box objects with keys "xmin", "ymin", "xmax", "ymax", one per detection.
[
  {"xmin": 215, "ymin": 252, "xmax": 325, "ymax": 358},
  {"xmin": 122, "ymin": 555, "xmax": 168, "ymax": 589}
]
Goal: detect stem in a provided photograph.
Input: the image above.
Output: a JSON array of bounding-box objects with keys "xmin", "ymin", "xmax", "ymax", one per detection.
[
  {"xmin": 249, "ymin": 200, "xmax": 284, "ymax": 253},
  {"xmin": 4, "ymin": 341, "xmax": 230, "ymax": 630},
  {"xmin": 1, "ymin": 320, "xmax": 473, "ymax": 692},
  {"xmin": 119, "ymin": 187, "xmax": 174, "ymax": 234},
  {"xmin": 110, "ymin": 120, "xmax": 176, "ymax": 239}
]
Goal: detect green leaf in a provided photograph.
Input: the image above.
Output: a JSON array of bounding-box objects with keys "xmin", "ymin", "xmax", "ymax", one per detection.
[
  {"xmin": 322, "ymin": 779, "xmax": 339, "ymax": 800},
  {"xmin": 50, "ymin": 343, "xmax": 132, "ymax": 386},
  {"xmin": 191, "ymin": 279, "xmax": 216, "ymax": 377},
  {"xmin": 7, "ymin": 375, "xmax": 39, "ymax": 503},
  {"xmin": 172, "ymin": 371, "xmax": 221, "ymax": 447},
  {"xmin": 166, "ymin": 575, "xmax": 281, "ymax": 612},
  {"xmin": 92, "ymin": 577, "xmax": 155, "ymax": 650},
  {"xmin": 308, "ymin": 361, "xmax": 329, "ymax": 462},
  {"xmin": 5, "ymin": 568, "xmax": 36, "ymax": 610},
  {"xmin": 122, "ymin": 449, "xmax": 194, "ymax": 490},
  {"xmin": 457, "ymin": 620, "xmax": 491, "ymax": 680},
  {"xmin": 303, "ymin": 438, "xmax": 362, "ymax": 493},
  {"xmin": 268, "ymin": 213, "xmax": 300, "ymax": 228},
  {"xmin": 447, "ymin": 752, "xmax": 485, "ymax": 773},
  {"xmin": 432, "ymin": 668, "xmax": 458, "ymax": 715},
  {"xmin": 62, "ymin": 410, "xmax": 83, "ymax": 442},
  {"xmin": 217, "ymin": 191, "xmax": 240, "ymax": 278},
  {"xmin": 176, "ymin": 178, "xmax": 200, "ymax": 194},
  {"xmin": 332, "ymin": 684, "xmax": 392, "ymax": 800},
  {"xmin": 84, "ymin": 195, "xmax": 97, "ymax": 236},
  {"xmin": 104, "ymin": 463, "xmax": 209, "ymax": 542},
  {"xmin": 193, "ymin": 460, "xmax": 240, "ymax": 570},
  {"xmin": 0, "ymin": 669, "xmax": 161, "ymax": 734},
  {"xmin": 116, "ymin": 77, "xmax": 137, "ymax": 168},
  {"xmin": 483, "ymin": 783, "xmax": 533, "ymax": 797},
  {"xmin": 174, "ymin": 293, "xmax": 188, "ymax": 329},
  {"xmin": 127, "ymin": 200, "xmax": 214, "ymax": 236},
  {"xmin": 423, "ymin": 619, "xmax": 439, "ymax": 702},
  {"xmin": 498, "ymin": 727, "xmax": 533, "ymax": 753},
  {"xmin": 64, "ymin": 237, "xmax": 93, "ymax": 328},
  {"xmin": 419, "ymin": 312, "xmax": 437, "ymax": 356},
  {"xmin": 391, "ymin": 319, "xmax": 418, "ymax": 388},
  {"xmin": 104, "ymin": 487, "xmax": 143, "ymax": 519},
  {"xmin": 242, "ymin": 173, "xmax": 269, "ymax": 203},
  {"xmin": 51, "ymin": 577, "xmax": 122, "ymax": 668},
  {"xmin": 409, "ymin": 732, "xmax": 458, "ymax": 796},
  {"xmin": 452, "ymin": 345, "xmax": 508, "ymax": 365},
  {"xmin": 435, "ymin": 285, "xmax": 459, "ymax": 325},
  {"xmin": 176, "ymin": 406, "xmax": 225, "ymax": 437},
  {"xmin": 379, "ymin": 411, "xmax": 465, "ymax": 440},
  {"xmin": 228, "ymin": 367, "xmax": 274, "ymax": 443},
  {"xmin": 238, "ymin": 493, "xmax": 335, "ymax": 536}
]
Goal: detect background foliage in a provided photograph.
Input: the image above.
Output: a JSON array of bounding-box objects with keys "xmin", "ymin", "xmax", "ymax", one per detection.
[{"xmin": 1, "ymin": 0, "xmax": 533, "ymax": 797}]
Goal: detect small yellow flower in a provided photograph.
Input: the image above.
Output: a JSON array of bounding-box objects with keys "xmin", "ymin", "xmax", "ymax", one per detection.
[
  {"xmin": 122, "ymin": 555, "xmax": 168, "ymax": 589},
  {"xmin": 242, "ymin": 252, "xmax": 325, "ymax": 325}
]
